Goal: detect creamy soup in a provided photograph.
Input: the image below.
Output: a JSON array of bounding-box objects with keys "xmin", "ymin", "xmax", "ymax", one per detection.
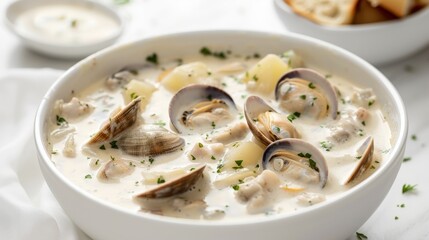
[
  {"xmin": 15, "ymin": 3, "xmax": 119, "ymax": 45},
  {"xmin": 48, "ymin": 50, "xmax": 392, "ymax": 220}
]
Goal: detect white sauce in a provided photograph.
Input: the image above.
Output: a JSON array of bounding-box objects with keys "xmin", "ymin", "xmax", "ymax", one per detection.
[
  {"xmin": 15, "ymin": 4, "xmax": 119, "ymax": 45},
  {"xmin": 48, "ymin": 52, "xmax": 392, "ymax": 221}
]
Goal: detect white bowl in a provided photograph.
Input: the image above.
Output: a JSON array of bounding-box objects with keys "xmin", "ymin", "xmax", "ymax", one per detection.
[
  {"xmin": 34, "ymin": 31, "xmax": 407, "ymax": 240},
  {"xmin": 4, "ymin": 0, "xmax": 123, "ymax": 59},
  {"xmin": 274, "ymin": 0, "xmax": 429, "ymax": 65}
]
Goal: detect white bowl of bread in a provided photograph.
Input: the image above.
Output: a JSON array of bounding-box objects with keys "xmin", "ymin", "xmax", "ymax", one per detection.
[{"xmin": 275, "ymin": 0, "xmax": 429, "ymax": 65}]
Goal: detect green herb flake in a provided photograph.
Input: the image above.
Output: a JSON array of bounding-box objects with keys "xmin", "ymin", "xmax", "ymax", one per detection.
[
  {"xmin": 130, "ymin": 92, "xmax": 138, "ymax": 100},
  {"xmin": 252, "ymin": 75, "xmax": 259, "ymax": 81},
  {"xmin": 402, "ymin": 184, "xmax": 417, "ymax": 194},
  {"xmin": 95, "ymin": 159, "xmax": 99, "ymax": 165},
  {"xmin": 109, "ymin": 141, "xmax": 119, "ymax": 149},
  {"xmin": 273, "ymin": 126, "xmax": 281, "ymax": 133},
  {"xmin": 308, "ymin": 82, "xmax": 316, "ymax": 89},
  {"xmin": 232, "ymin": 185, "xmax": 240, "ymax": 191},
  {"xmin": 190, "ymin": 154, "xmax": 196, "ymax": 161},
  {"xmin": 146, "ymin": 53, "xmax": 158, "ymax": 65},
  {"xmin": 308, "ymin": 159, "xmax": 319, "ymax": 172},
  {"xmin": 368, "ymin": 100, "xmax": 375, "ymax": 106},
  {"xmin": 361, "ymin": 121, "xmax": 366, "ymax": 126},
  {"xmin": 233, "ymin": 160, "xmax": 244, "ymax": 170},
  {"xmin": 154, "ymin": 120, "xmax": 166, "ymax": 127},
  {"xmin": 287, "ymin": 112, "xmax": 301, "ymax": 122},
  {"xmin": 99, "ymin": 145, "xmax": 106, "ymax": 150},
  {"xmin": 70, "ymin": 19, "xmax": 78, "ymax": 28},
  {"xmin": 84, "ymin": 174, "xmax": 92, "ymax": 179},
  {"xmin": 149, "ymin": 156, "xmax": 155, "ymax": 164},
  {"xmin": 356, "ymin": 156, "xmax": 362, "ymax": 160},
  {"xmin": 395, "ymin": 216, "xmax": 399, "ymax": 220},
  {"xmin": 298, "ymin": 152, "xmax": 312, "ymax": 158},
  {"xmin": 56, "ymin": 115, "xmax": 68, "ymax": 126},
  {"xmin": 211, "ymin": 155, "xmax": 216, "ymax": 160},
  {"xmin": 216, "ymin": 164, "xmax": 224, "ymax": 173},
  {"xmin": 200, "ymin": 47, "xmax": 212, "ymax": 56},
  {"xmin": 403, "ymin": 157, "xmax": 412, "ymax": 162},
  {"xmin": 157, "ymin": 176, "xmax": 166, "ymax": 184},
  {"xmin": 300, "ymin": 95, "xmax": 306, "ymax": 100},
  {"xmin": 198, "ymin": 142, "xmax": 204, "ymax": 148},
  {"xmin": 356, "ymin": 232, "xmax": 368, "ymax": 240},
  {"xmin": 320, "ymin": 141, "xmax": 332, "ymax": 152},
  {"xmin": 190, "ymin": 167, "xmax": 195, "ymax": 171},
  {"xmin": 211, "ymin": 121, "xmax": 216, "ymax": 129},
  {"xmin": 411, "ymin": 134, "xmax": 417, "ymax": 141}
]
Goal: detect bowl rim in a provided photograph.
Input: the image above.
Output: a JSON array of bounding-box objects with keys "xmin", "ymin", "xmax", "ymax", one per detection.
[
  {"xmin": 274, "ymin": 0, "xmax": 429, "ymax": 31},
  {"xmin": 34, "ymin": 29, "xmax": 408, "ymax": 226},
  {"xmin": 4, "ymin": 0, "xmax": 124, "ymax": 50}
]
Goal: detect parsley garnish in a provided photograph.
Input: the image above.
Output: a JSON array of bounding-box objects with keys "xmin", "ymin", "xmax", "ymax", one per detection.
[
  {"xmin": 146, "ymin": 53, "xmax": 158, "ymax": 65},
  {"xmin": 154, "ymin": 120, "xmax": 166, "ymax": 127},
  {"xmin": 211, "ymin": 121, "xmax": 216, "ymax": 129},
  {"xmin": 287, "ymin": 112, "xmax": 301, "ymax": 122},
  {"xmin": 99, "ymin": 145, "xmax": 106, "ymax": 150},
  {"xmin": 273, "ymin": 126, "xmax": 281, "ymax": 133},
  {"xmin": 308, "ymin": 159, "xmax": 319, "ymax": 172},
  {"xmin": 56, "ymin": 115, "xmax": 68, "ymax": 126},
  {"xmin": 200, "ymin": 47, "xmax": 212, "ymax": 56},
  {"xmin": 411, "ymin": 134, "xmax": 417, "ymax": 141},
  {"xmin": 402, "ymin": 184, "xmax": 417, "ymax": 194},
  {"xmin": 157, "ymin": 176, "xmax": 165, "ymax": 184},
  {"xmin": 298, "ymin": 152, "xmax": 312, "ymax": 158},
  {"xmin": 300, "ymin": 95, "xmax": 306, "ymax": 100},
  {"xmin": 403, "ymin": 157, "xmax": 411, "ymax": 162},
  {"xmin": 198, "ymin": 142, "xmax": 204, "ymax": 148},
  {"xmin": 356, "ymin": 232, "xmax": 368, "ymax": 240},
  {"xmin": 216, "ymin": 164, "xmax": 224, "ymax": 173},
  {"xmin": 130, "ymin": 92, "xmax": 138, "ymax": 100},
  {"xmin": 232, "ymin": 185, "xmax": 240, "ymax": 191},
  {"xmin": 199, "ymin": 47, "xmax": 227, "ymax": 59},
  {"xmin": 233, "ymin": 160, "xmax": 244, "ymax": 170},
  {"xmin": 148, "ymin": 156, "xmax": 155, "ymax": 164},
  {"xmin": 361, "ymin": 121, "xmax": 366, "ymax": 126},
  {"xmin": 190, "ymin": 154, "xmax": 196, "ymax": 160},
  {"xmin": 84, "ymin": 174, "xmax": 92, "ymax": 179},
  {"xmin": 320, "ymin": 141, "xmax": 332, "ymax": 151},
  {"xmin": 252, "ymin": 75, "xmax": 258, "ymax": 81},
  {"xmin": 368, "ymin": 100, "xmax": 375, "ymax": 106},
  {"xmin": 308, "ymin": 82, "xmax": 316, "ymax": 89},
  {"xmin": 211, "ymin": 155, "xmax": 216, "ymax": 160},
  {"xmin": 109, "ymin": 141, "xmax": 119, "ymax": 149}
]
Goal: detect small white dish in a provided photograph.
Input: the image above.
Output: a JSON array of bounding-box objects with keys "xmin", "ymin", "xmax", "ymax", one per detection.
[
  {"xmin": 274, "ymin": 0, "xmax": 429, "ymax": 65},
  {"xmin": 5, "ymin": 0, "xmax": 123, "ymax": 59}
]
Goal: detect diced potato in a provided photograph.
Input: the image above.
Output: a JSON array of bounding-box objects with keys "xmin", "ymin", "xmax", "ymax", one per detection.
[
  {"xmin": 222, "ymin": 141, "xmax": 264, "ymax": 170},
  {"xmin": 161, "ymin": 62, "xmax": 210, "ymax": 92},
  {"xmin": 242, "ymin": 54, "xmax": 290, "ymax": 94},
  {"xmin": 122, "ymin": 79, "xmax": 156, "ymax": 110},
  {"xmin": 142, "ymin": 169, "xmax": 186, "ymax": 185},
  {"xmin": 213, "ymin": 169, "xmax": 255, "ymax": 189}
]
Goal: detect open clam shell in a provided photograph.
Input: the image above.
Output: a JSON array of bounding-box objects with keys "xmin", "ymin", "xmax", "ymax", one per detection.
[
  {"xmin": 118, "ymin": 125, "xmax": 185, "ymax": 156},
  {"xmin": 344, "ymin": 136, "xmax": 374, "ymax": 184},
  {"xmin": 169, "ymin": 84, "xmax": 237, "ymax": 134},
  {"xmin": 244, "ymin": 96, "xmax": 300, "ymax": 146},
  {"xmin": 135, "ymin": 165, "xmax": 206, "ymax": 199},
  {"xmin": 262, "ymin": 139, "xmax": 328, "ymax": 188},
  {"xmin": 275, "ymin": 68, "xmax": 338, "ymax": 120},
  {"xmin": 87, "ymin": 97, "xmax": 141, "ymax": 144}
]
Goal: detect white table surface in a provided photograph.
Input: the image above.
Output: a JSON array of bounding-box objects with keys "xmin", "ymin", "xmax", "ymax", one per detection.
[{"xmin": 1, "ymin": 0, "xmax": 429, "ymax": 239}]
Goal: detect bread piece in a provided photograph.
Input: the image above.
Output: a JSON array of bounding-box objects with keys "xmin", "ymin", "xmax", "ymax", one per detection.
[
  {"xmin": 368, "ymin": 0, "xmax": 415, "ymax": 17},
  {"xmin": 353, "ymin": 0, "xmax": 397, "ymax": 24},
  {"xmin": 285, "ymin": 0, "xmax": 360, "ymax": 25}
]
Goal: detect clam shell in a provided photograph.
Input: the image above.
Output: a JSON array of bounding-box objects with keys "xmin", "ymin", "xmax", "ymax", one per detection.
[
  {"xmin": 87, "ymin": 97, "xmax": 141, "ymax": 144},
  {"xmin": 344, "ymin": 136, "xmax": 374, "ymax": 184},
  {"xmin": 244, "ymin": 96, "xmax": 300, "ymax": 146},
  {"xmin": 135, "ymin": 165, "xmax": 206, "ymax": 199},
  {"xmin": 262, "ymin": 139, "xmax": 328, "ymax": 188},
  {"xmin": 169, "ymin": 84, "xmax": 237, "ymax": 134},
  {"xmin": 275, "ymin": 68, "xmax": 338, "ymax": 119},
  {"xmin": 118, "ymin": 125, "xmax": 185, "ymax": 156}
]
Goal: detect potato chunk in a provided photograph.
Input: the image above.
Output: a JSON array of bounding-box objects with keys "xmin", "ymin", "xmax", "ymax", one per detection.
[
  {"xmin": 223, "ymin": 141, "xmax": 264, "ymax": 170},
  {"xmin": 242, "ymin": 54, "xmax": 290, "ymax": 94},
  {"xmin": 122, "ymin": 79, "xmax": 156, "ymax": 110},
  {"xmin": 161, "ymin": 62, "xmax": 210, "ymax": 92}
]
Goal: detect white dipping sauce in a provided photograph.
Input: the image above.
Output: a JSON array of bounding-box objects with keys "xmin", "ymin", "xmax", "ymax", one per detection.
[{"xmin": 14, "ymin": 4, "xmax": 120, "ymax": 45}]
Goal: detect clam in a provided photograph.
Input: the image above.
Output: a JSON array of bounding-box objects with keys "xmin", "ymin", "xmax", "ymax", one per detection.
[
  {"xmin": 87, "ymin": 97, "xmax": 141, "ymax": 144},
  {"xmin": 98, "ymin": 158, "xmax": 133, "ymax": 181},
  {"xmin": 244, "ymin": 96, "xmax": 300, "ymax": 146},
  {"xmin": 275, "ymin": 68, "xmax": 338, "ymax": 119},
  {"xmin": 135, "ymin": 165, "xmax": 206, "ymax": 199},
  {"xmin": 344, "ymin": 136, "xmax": 374, "ymax": 184},
  {"xmin": 118, "ymin": 125, "xmax": 185, "ymax": 156},
  {"xmin": 169, "ymin": 84, "xmax": 237, "ymax": 134},
  {"xmin": 262, "ymin": 139, "xmax": 328, "ymax": 188}
]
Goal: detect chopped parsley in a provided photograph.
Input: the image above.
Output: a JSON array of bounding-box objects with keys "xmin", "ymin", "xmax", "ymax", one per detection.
[
  {"xmin": 402, "ymin": 184, "xmax": 417, "ymax": 194},
  {"xmin": 232, "ymin": 185, "xmax": 240, "ymax": 191},
  {"xmin": 233, "ymin": 160, "xmax": 244, "ymax": 170},
  {"xmin": 320, "ymin": 141, "xmax": 332, "ymax": 152},
  {"xmin": 109, "ymin": 141, "xmax": 119, "ymax": 149},
  {"xmin": 395, "ymin": 216, "xmax": 399, "ymax": 220},
  {"xmin": 99, "ymin": 145, "xmax": 106, "ymax": 150},
  {"xmin": 298, "ymin": 152, "xmax": 312, "ymax": 158},
  {"xmin": 84, "ymin": 174, "xmax": 92, "ymax": 179},
  {"xmin": 361, "ymin": 121, "xmax": 366, "ymax": 126},
  {"xmin": 211, "ymin": 155, "xmax": 216, "ymax": 160},
  {"xmin": 252, "ymin": 75, "xmax": 259, "ymax": 81},
  {"xmin": 216, "ymin": 164, "xmax": 224, "ymax": 173},
  {"xmin": 211, "ymin": 121, "xmax": 216, "ymax": 129},
  {"xmin": 190, "ymin": 167, "xmax": 195, "ymax": 171},
  {"xmin": 148, "ymin": 156, "xmax": 155, "ymax": 164},
  {"xmin": 130, "ymin": 92, "xmax": 139, "ymax": 100},
  {"xmin": 273, "ymin": 126, "xmax": 281, "ymax": 133},
  {"xmin": 411, "ymin": 134, "xmax": 417, "ymax": 141},
  {"xmin": 300, "ymin": 95, "xmax": 306, "ymax": 100},
  {"xmin": 146, "ymin": 53, "xmax": 158, "ymax": 65},
  {"xmin": 199, "ymin": 47, "xmax": 227, "ymax": 59},
  {"xmin": 356, "ymin": 232, "xmax": 368, "ymax": 240},
  {"xmin": 308, "ymin": 82, "xmax": 316, "ymax": 89},
  {"xmin": 200, "ymin": 47, "xmax": 211, "ymax": 56},
  {"xmin": 153, "ymin": 120, "xmax": 166, "ymax": 127},
  {"xmin": 368, "ymin": 100, "xmax": 375, "ymax": 106},
  {"xmin": 287, "ymin": 112, "xmax": 301, "ymax": 122},
  {"xmin": 198, "ymin": 142, "xmax": 204, "ymax": 148},
  {"xmin": 56, "ymin": 115, "xmax": 68, "ymax": 126},
  {"xmin": 190, "ymin": 154, "xmax": 196, "ymax": 160},
  {"xmin": 403, "ymin": 157, "xmax": 412, "ymax": 162},
  {"xmin": 157, "ymin": 176, "xmax": 166, "ymax": 184},
  {"xmin": 70, "ymin": 19, "xmax": 78, "ymax": 28},
  {"xmin": 308, "ymin": 159, "xmax": 319, "ymax": 172}
]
